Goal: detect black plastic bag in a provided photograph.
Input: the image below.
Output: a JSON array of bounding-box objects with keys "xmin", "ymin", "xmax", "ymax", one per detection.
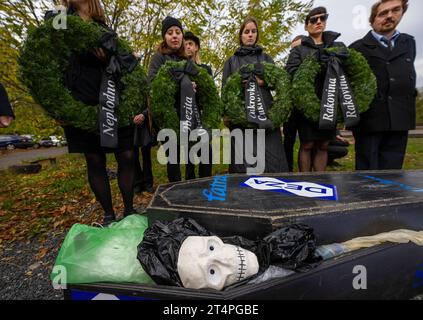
[
  {"xmin": 137, "ymin": 218, "xmax": 212, "ymax": 286},
  {"xmin": 137, "ymin": 218, "xmax": 321, "ymax": 287},
  {"xmin": 263, "ymin": 224, "xmax": 322, "ymax": 272}
]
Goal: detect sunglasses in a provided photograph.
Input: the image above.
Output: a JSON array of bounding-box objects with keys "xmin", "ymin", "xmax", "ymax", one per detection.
[{"xmin": 309, "ymin": 14, "xmax": 329, "ymax": 25}]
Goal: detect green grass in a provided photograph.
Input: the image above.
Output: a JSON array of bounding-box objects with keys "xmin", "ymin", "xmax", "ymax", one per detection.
[
  {"xmin": 1, "ymin": 138, "xmax": 423, "ymax": 244},
  {"xmin": 292, "ymin": 138, "xmax": 423, "ymax": 172}
]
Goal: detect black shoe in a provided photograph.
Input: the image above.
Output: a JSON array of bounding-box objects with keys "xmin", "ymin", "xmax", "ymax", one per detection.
[
  {"xmin": 134, "ymin": 184, "xmax": 144, "ymax": 195},
  {"xmin": 144, "ymin": 185, "xmax": 155, "ymax": 193},
  {"xmin": 102, "ymin": 214, "xmax": 116, "ymax": 227}
]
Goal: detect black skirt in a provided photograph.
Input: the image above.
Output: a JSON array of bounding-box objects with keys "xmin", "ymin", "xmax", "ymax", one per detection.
[
  {"xmin": 64, "ymin": 125, "xmax": 135, "ymax": 154},
  {"xmin": 297, "ymin": 113, "xmax": 336, "ymax": 142}
]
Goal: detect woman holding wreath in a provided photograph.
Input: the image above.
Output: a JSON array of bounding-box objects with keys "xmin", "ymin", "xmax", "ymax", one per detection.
[
  {"xmin": 148, "ymin": 17, "xmax": 221, "ymax": 183},
  {"xmin": 285, "ymin": 7, "xmax": 346, "ymax": 172},
  {"xmin": 222, "ymin": 16, "xmax": 289, "ymax": 174},
  {"xmin": 47, "ymin": 0, "xmax": 139, "ymax": 225}
]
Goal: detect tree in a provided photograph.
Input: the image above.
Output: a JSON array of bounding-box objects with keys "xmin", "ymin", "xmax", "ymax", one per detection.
[{"xmin": 0, "ymin": 0, "xmax": 313, "ymax": 135}]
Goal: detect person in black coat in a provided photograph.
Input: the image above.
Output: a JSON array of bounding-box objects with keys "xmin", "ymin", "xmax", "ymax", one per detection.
[
  {"xmin": 348, "ymin": 0, "xmax": 416, "ymax": 170},
  {"xmin": 0, "ymin": 83, "xmax": 14, "ymax": 128},
  {"xmin": 285, "ymin": 7, "xmax": 345, "ymax": 172},
  {"xmin": 145, "ymin": 16, "xmax": 196, "ymax": 183},
  {"xmin": 183, "ymin": 31, "xmax": 213, "ymax": 179},
  {"xmin": 222, "ymin": 16, "xmax": 288, "ymax": 174},
  {"xmin": 49, "ymin": 0, "xmax": 137, "ymax": 225}
]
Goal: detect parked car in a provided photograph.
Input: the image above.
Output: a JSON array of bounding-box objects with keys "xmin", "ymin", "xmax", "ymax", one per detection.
[
  {"xmin": 39, "ymin": 137, "xmax": 55, "ymax": 148},
  {"xmin": 0, "ymin": 135, "xmax": 38, "ymax": 150},
  {"xmin": 15, "ymin": 135, "xmax": 39, "ymax": 149},
  {"xmin": 0, "ymin": 135, "xmax": 21, "ymax": 150},
  {"xmin": 49, "ymin": 136, "xmax": 67, "ymax": 147}
]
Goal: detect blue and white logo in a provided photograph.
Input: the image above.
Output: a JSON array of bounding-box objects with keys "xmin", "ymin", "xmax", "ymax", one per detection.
[{"xmin": 240, "ymin": 177, "xmax": 338, "ymax": 201}]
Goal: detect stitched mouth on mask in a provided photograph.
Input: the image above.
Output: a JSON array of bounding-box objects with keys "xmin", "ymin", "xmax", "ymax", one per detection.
[{"xmin": 236, "ymin": 246, "xmax": 247, "ymax": 282}]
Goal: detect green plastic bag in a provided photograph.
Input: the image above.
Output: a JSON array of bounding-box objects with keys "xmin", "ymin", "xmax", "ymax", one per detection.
[{"xmin": 51, "ymin": 215, "xmax": 154, "ymax": 285}]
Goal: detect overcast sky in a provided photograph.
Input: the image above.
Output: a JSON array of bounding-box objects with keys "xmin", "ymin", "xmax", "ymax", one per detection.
[{"xmin": 290, "ymin": 0, "xmax": 423, "ymax": 87}]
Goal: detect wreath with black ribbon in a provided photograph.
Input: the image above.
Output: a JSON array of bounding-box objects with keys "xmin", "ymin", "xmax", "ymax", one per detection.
[
  {"xmin": 292, "ymin": 47, "xmax": 377, "ymax": 129},
  {"xmin": 221, "ymin": 62, "xmax": 292, "ymax": 129},
  {"xmin": 19, "ymin": 15, "xmax": 147, "ymax": 147},
  {"xmin": 150, "ymin": 59, "xmax": 223, "ymax": 134}
]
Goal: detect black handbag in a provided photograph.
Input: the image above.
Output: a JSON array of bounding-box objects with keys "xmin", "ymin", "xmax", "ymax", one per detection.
[{"xmin": 134, "ymin": 116, "xmax": 158, "ymax": 148}]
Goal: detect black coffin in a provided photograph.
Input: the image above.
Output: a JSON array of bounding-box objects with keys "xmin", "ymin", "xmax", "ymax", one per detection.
[
  {"xmin": 65, "ymin": 170, "xmax": 423, "ymax": 300},
  {"xmin": 147, "ymin": 170, "xmax": 423, "ymax": 242}
]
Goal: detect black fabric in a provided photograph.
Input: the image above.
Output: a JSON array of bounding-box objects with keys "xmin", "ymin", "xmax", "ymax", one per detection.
[
  {"xmin": 185, "ymin": 143, "xmax": 213, "ymax": 180},
  {"xmin": 161, "ymin": 16, "xmax": 183, "ymax": 38},
  {"xmin": 0, "ymin": 83, "xmax": 14, "ymax": 118},
  {"xmin": 168, "ymin": 59, "xmax": 202, "ymax": 133},
  {"xmin": 318, "ymin": 48, "xmax": 360, "ymax": 130},
  {"xmin": 64, "ymin": 125, "xmax": 135, "ymax": 154},
  {"xmin": 98, "ymin": 31, "xmax": 139, "ymax": 148},
  {"xmin": 229, "ymin": 128, "xmax": 288, "ymax": 174},
  {"xmin": 222, "ymin": 45, "xmax": 273, "ymax": 87},
  {"xmin": 84, "ymin": 152, "xmax": 114, "ymax": 216},
  {"xmin": 297, "ymin": 112, "xmax": 336, "ymax": 142},
  {"xmin": 285, "ymin": 31, "xmax": 345, "ymax": 77},
  {"xmin": 223, "ymin": 45, "xmax": 288, "ymax": 173},
  {"xmin": 284, "ymin": 31, "xmax": 344, "ymax": 148},
  {"xmin": 354, "ymin": 130, "xmax": 408, "ymax": 170},
  {"xmin": 137, "ymin": 218, "xmax": 212, "ymax": 286},
  {"xmin": 134, "ymin": 146, "xmax": 153, "ymax": 189},
  {"xmin": 84, "ymin": 148, "xmax": 135, "ymax": 217},
  {"xmin": 283, "ymin": 110, "xmax": 301, "ymax": 172},
  {"xmin": 184, "ymin": 31, "xmax": 200, "ymax": 48},
  {"xmin": 349, "ymin": 31, "xmax": 417, "ymax": 133},
  {"xmin": 240, "ymin": 63, "xmax": 273, "ymax": 129},
  {"xmin": 134, "ymin": 110, "xmax": 158, "ymax": 149},
  {"xmin": 148, "ymin": 52, "xmax": 185, "ymax": 82},
  {"xmin": 115, "ymin": 149, "xmax": 135, "ymax": 216},
  {"xmin": 137, "ymin": 217, "xmax": 321, "ymax": 287},
  {"xmin": 305, "ymin": 7, "xmax": 328, "ymax": 25},
  {"xmin": 199, "ymin": 63, "xmax": 213, "ymax": 76}
]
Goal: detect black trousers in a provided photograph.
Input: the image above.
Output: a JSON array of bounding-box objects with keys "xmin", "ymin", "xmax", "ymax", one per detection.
[
  {"xmin": 167, "ymin": 144, "xmax": 213, "ymax": 182},
  {"xmin": 185, "ymin": 144, "xmax": 213, "ymax": 180},
  {"xmin": 229, "ymin": 128, "xmax": 289, "ymax": 174},
  {"xmin": 134, "ymin": 146, "xmax": 153, "ymax": 188},
  {"xmin": 354, "ymin": 131, "xmax": 408, "ymax": 170},
  {"xmin": 328, "ymin": 140, "xmax": 349, "ymax": 163},
  {"xmin": 283, "ymin": 111, "xmax": 299, "ymax": 173}
]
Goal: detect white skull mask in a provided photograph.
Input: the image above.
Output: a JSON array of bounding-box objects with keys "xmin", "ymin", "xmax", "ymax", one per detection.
[{"xmin": 177, "ymin": 236, "xmax": 259, "ymax": 290}]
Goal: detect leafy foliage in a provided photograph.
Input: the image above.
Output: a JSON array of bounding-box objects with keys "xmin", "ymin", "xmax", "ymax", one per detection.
[
  {"xmin": 19, "ymin": 15, "xmax": 147, "ymax": 131},
  {"xmin": 292, "ymin": 47, "xmax": 377, "ymax": 123},
  {"xmin": 222, "ymin": 62, "xmax": 292, "ymax": 128},
  {"xmin": 150, "ymin": 60, "xmax": 223, "ymax": 133}
]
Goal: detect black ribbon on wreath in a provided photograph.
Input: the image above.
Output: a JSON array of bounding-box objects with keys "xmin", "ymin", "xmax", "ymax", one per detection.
[
  {"xmin": 98, "ymin": 31, "xmax": 139, "ymax": 148},
  {"xmin": 240, "ymin": 63, "xmax": 273, "ymax": 129},
  {"xmin": 318, "ymin": 48, "xmax": 360, "ymax": 130},
  {"xmin": 168, "ymin": 59, "xmax": 205, "ymax": 135}
]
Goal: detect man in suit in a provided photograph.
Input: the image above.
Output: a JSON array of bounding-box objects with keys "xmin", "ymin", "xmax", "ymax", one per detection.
[
  {"xmin": 349, "ymin": 0, "xmax": 417, "ymax": 170},
  {"xmin": 0, "ymin": 83, "xmax": 14, "ymax": 128}
]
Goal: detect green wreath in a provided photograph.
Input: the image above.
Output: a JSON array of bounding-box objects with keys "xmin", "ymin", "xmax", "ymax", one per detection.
[
  {"xmin": 19, "ymin": 15, "xmax": 147, "ymax": 132},
  {"xmin": 221, "ymin": 62, "xmax": 293, "ymax": 128},
  {"xmin": 150, "ymin": 60, "xmax": 223, "ymax": 134},
  {"xmin": 292, "ymin": 47, "xmax": 377, "ymax": 123}
]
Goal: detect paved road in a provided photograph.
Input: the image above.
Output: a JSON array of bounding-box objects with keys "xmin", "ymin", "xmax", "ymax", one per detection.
[{"xmin": 0, "ymin": 147, "xmax": 68, "ymax": 170}]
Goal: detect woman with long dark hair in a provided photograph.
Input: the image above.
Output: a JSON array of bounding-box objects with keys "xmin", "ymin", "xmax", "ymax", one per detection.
[
  {"xmin": 148, "ymin": 16, "xmax": 192, "ymax": 183},
  {"xmin": 222, "ymin": 16, "xmax": 288, "ymax": 174}
]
